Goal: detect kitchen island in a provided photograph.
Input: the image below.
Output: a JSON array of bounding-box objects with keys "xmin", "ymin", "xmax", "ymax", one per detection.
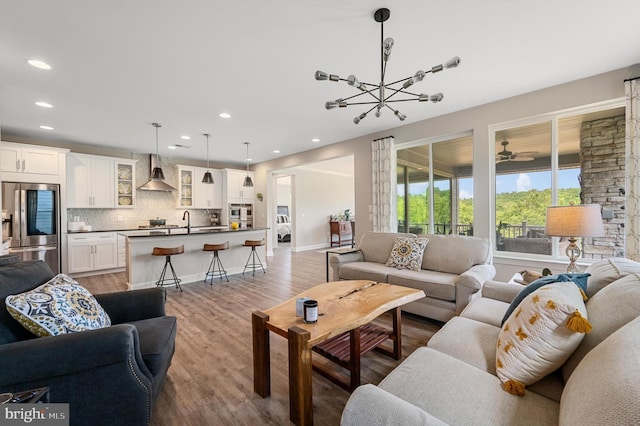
[{"xmin": 121, "ymin": 227, "xmax": 267, "ymax": 289}]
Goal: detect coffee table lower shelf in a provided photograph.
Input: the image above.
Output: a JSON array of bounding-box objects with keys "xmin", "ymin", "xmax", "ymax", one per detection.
[{"xmin": 312, "ymin": 323, "xmax": 395, "ymax": 391}]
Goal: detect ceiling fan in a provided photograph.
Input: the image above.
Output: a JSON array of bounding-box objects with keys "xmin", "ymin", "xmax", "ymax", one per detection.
[{"xmin": 496, "ymin": 140, "xmax": 537, "ymax": 163}]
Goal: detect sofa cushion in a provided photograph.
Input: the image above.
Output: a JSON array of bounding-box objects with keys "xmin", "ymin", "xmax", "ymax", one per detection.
[
  {"xmin": 339, "ymin": 262, "xmax": 393, "ymax": 282},
  {"xmin": 128, "ymin": 316, "xmax": 177, "ymax": 379},
  {"xmin": 385, "ymin": 237, "xmax": 428, "ymax": 271},
  {"xmin": 584, "ymin": 257, "xmax": 640, "ymax": 297},
  {"xmin": 357, "ymin": 232, "xmax": 415, "ymax": 264},
  {"xmin": 428, "ymin": 316, "xmax": 500, "ymax": 374},
  {"xmin": 562, "ymin": 273, "xmax": 640, "ymax": 381},
  {"xmin": 419, "ymin": 234, "xmax": 491, "ymax": 275},
  {"xmin": 388, "ymin": 269, "xmax": 456, "ymax": 301},
  {"xmin": 496, "ymin": 282, "xmax": 590, "ymax": 396},
  {"xmin": 428, "ymin": 314, "xmax": 565, "ymax": 402},
  {"xmin": 559, "ymin": 316, "xmax": 640, "ymax": 425},
  {"xmin": 460, "ymin": 297, "xmax": 510, "ymax": 327},
  {"xmin": 378, "ymin": 347, "xmax": 560, "ymax": 425},
  {"xmin": 5, "ymin": 274, "xmax": 111, "ymax": 337},
  {"xmin": 500, "ymin": 273, "xmax": 590, "ymax": 326}
]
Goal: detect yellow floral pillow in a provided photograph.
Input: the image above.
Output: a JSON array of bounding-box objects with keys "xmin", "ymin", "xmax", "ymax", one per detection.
[{"xmin": 496, "ymin": 282, "xmax": 591, "ymax": 396}]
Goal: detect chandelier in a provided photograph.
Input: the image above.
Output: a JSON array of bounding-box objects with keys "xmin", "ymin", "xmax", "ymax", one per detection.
[{"xmin": 315, "ymin": 8, "xmax": 461, "ymax": 124}]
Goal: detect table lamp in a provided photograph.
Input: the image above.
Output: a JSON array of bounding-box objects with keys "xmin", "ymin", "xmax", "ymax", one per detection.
[{"xmin": 545, "ymin": 204, "xmax": 605, "ymax": 273}]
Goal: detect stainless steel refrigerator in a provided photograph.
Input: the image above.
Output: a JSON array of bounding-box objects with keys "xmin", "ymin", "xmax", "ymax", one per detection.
[{"xmin": 1, "ymin": 182, "xmax": 60, "ymax": 274}]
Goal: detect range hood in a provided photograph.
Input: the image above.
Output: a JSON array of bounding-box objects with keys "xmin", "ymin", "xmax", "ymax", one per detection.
[{"xmin": 138, "ymin": 154, "xmax": 176, "ymax": 192}]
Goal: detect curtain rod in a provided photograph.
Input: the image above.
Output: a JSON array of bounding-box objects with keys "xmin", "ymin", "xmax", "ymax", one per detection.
[
  {"xmin": 624, "ymin": 76, "xmax": 640, "ymax": 82},
  {"xmin": 373, "ymin": 135, "xmax": 394, "ymax": 142}
]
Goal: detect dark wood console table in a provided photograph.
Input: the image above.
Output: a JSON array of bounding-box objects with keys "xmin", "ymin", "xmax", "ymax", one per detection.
[{"xmin": 329, "ymin": 220, "xmax": 355, "ymax": 247}]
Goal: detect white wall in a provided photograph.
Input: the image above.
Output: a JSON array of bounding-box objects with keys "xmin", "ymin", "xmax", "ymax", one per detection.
[{"xmin": 289, "ymin": 168, "xmax": 354, "ymax": 251}]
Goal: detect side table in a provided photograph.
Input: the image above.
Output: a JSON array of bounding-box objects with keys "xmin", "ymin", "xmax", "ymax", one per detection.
[
  {"xmin": 3, "ymin": 387, "xmax": 50, "ymax": 403},
  {"xmin": 325, "ymin": 247, "xmax": 358, "ymax": 281}
]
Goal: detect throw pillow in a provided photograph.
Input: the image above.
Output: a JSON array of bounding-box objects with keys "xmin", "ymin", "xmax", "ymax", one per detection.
[
  {"xmin": 500, "ymin": 273, "xmax": 590, "ymax": 326},
  {"xmin": 385, "ymin": 237, "xmax": 429, "ymax": 271},
  {"xmin": 496, "ymin": 282, "xmax": 591, "ymax": 396},
  {"xmin": 5, "ymin": 274, "xmax": 111, "ymax": 337}
]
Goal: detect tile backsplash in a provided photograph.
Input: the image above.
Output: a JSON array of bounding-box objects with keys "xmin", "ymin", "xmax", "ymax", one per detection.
[{"xmin": 67, "ymin": 153, "xmax": 222, "ymax": 231}]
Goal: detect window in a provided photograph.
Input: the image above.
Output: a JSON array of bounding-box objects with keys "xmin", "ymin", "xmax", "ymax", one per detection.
[
  {"xmin": 397, "ymin": 135, "xmax": 473, "ymax": 235},
  {"xmin": 493, "ymin": 105, "xmax": 625, "ymax": 260}
]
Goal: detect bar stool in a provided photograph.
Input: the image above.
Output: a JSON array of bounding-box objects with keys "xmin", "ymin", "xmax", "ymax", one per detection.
[
  {"xmin": 243, "ymin": 239, "xmax": 266, "ymax": 276},
  {"xmin": 152, "ymin": 245, "xmax": 184, "ymax": 292},
  {"xmin": 203, "ymin": 242, "xmax": 229, "ymax": 284}
]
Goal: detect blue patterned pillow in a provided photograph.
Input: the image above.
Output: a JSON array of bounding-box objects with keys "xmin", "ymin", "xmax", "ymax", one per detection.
[
  {"xmin": 501, "ymin": 273, "xmax": 590, "ymax": 326},
  {"xmin": 5, "ymin": 274, "xmax": 111, "ymax": 337},
  {"xmin": 385, "ymin": 237, "xmax": 429, "ymax": 271}
]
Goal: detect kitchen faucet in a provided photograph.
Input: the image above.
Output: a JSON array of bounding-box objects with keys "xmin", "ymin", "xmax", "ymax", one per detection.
[{"xmin": 182, "ymin": 210, "xmax": 190, "ymax": 234}]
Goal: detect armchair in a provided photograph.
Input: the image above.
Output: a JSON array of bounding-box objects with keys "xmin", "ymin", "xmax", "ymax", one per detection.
[{"xmin": 0, "ymin": 259, "xmax": 176, "ymax": 425}]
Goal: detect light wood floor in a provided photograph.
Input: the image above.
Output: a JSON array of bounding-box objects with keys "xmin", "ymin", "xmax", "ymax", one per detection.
[{"xmin": 75, "ymin": 245, "xmax": 442, "ymax": 426}]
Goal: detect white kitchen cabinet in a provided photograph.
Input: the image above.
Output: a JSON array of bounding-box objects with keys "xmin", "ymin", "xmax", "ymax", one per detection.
[
  {"xmin": 116, "ymin": 160, "xmax": 137, "ymax": 208},
  {"xmin": 177, "ymin": 166, "xmax": 223, "ymax": 209},
  {"xmin": 68, "ymin": 232, "xmax": 118, "ymax": 273},
  {"xmin": 194, "ymin": 167, "xmax": 223, "ymax": 209},
  {"xmin": 67, "ymin": 153, "xmax": 115, "ymax": 208},
  {"xmin": 177, "ymin": 166, "xmax": 194, "ymax": 208},
  {"xmin": 224, "ymin": 168, "xmax": 255, "ymax": 203},
  {"xmin": 0, "ymin": 142, "xmax": 60, "ymax": 175}
]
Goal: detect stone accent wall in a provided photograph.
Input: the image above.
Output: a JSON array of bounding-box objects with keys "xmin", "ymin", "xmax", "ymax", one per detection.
[{"xmin": 580, "ymin": 114, "xmax": 626, "ymax": 258}]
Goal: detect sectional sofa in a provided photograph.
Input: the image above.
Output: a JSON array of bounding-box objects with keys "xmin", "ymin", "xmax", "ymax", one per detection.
[
  {"xmin": 341, "ymin": 257, "xmax": 640, "ymax": 425},
  {"xmin": 329, "ymin": 231, "xmax": 495, "ymax": 322}
]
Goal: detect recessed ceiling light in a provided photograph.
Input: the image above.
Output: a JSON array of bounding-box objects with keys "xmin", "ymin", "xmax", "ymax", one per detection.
[
  {"xmin": 35, "ymin": 101, "xmax": 53, "ymax": 108},
  {"xmin": 181, "ymin": 135, "xmax": 190, "ymax": 140},
  {"xmin": 39, "ymin": 125, "xmax": 53, "ymax": 130},
  {"xmin": 219, "ymin": 113, "xmax": 231, "ymax": 119},
  {"xmin": 312, "ymin": 138, "xmax": 320, "ymax": 143},
  {"xmin": 273, "ymin": 150, "xmax": 281, "ymax": 153},
  {"xmin": 27, "ymin": 59, "xmax": 51, "ymax": 70},
  {"xmin": 168, "ymin": 146, "xmax": 177, "ymax": 150}
]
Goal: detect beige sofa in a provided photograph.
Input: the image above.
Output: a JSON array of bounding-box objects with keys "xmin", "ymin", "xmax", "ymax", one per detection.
[
  {"xmin": 329, "ymin": 232, "xmax": 495, "ymax": 322},
  {"xmin": 341, "ymin": 257, "xmax": 640, "ymax": 425}
]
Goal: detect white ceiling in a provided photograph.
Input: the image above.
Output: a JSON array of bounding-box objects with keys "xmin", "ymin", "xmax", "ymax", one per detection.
[{"xmin": 1, "ymin": 1, "xmax": 639, "ymax": 167}]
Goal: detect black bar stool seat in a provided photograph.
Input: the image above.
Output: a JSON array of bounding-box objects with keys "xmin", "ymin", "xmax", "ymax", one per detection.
[
  {"xmin": 243, "ymin": 239, "xmax": 265, "ymax": 276},
  {"xmin": 203, "ymin": 241, "xmax": 229, "ymax": 283},
  {"xmin": 152, "ymin": 245, "xmax": 184, "ymax": 291}
]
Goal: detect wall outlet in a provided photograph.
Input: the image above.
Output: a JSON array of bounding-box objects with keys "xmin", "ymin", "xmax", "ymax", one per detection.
[{"xmin": 116, "ymin": 215, "xmax": 123, "ymax": 222}]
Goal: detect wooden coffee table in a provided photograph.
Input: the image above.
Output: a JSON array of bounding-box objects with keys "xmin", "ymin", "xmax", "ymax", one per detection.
[{"xmin": 252, "ymin": 280, "xmax": 425, "ymax": 426}]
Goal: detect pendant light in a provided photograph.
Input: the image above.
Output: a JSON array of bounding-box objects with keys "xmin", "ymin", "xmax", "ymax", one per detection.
[
  {"xmin": 243, "ymin": 142, "xmax": 254, "ymax": 187},
  {"xmin": 202, "ymin": 133, "xmax": 214, "ymax": 184},
  {"xmin": 138, "ymin": 122, "xmax": 176, "ymax": 191}
]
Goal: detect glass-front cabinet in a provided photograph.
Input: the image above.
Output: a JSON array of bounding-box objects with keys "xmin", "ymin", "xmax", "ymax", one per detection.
[
  {"xmin": 177, "ymin": 166, "xmax": 194, "ymax": 208},
  {"xmin": 116, "ymin": 160, "xmax": 136, "ymax": 208}
]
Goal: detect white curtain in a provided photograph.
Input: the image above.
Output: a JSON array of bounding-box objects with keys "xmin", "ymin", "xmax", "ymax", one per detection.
[
  {"xmin": 625, "ymin": 78, "xmax": 640, "ymax": 261},
  {"xmin": 372, "ymin": 136, "xmax": 396, "ymax": 232}
]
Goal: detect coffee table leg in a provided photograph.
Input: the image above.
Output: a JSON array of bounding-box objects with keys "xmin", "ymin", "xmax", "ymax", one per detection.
[
  {"xmin": 391, "ymin": 307, "xmax": 402, "ymax": 359},
  {"xmin": 289, "ymin": 326, "xmax": 313, "ymax": 426},
  {"xmin": 252, "ymin": 311, "xmax": 271, "ymax": 397},
  {"xmin": 349, "ymin": 327, "xmax": 361, "ymax": 391}
]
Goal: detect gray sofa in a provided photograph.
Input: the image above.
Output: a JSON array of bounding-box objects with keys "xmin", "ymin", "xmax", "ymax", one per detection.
[
  {"xmin": 341, "ymin": 257, "xmax": 640, "ymax": 425},
  {"xmin": 0, "ymin": 258, "xmax": 176, "ymax": 426},
  {"xmin": 329, "ymin": 232, "xmax": 496, "ymax": 322}
]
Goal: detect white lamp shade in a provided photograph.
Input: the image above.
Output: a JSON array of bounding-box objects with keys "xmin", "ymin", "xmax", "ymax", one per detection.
[{"xmin": 545, "ymin": 204, "xmax": 605, "ymax": 237}]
